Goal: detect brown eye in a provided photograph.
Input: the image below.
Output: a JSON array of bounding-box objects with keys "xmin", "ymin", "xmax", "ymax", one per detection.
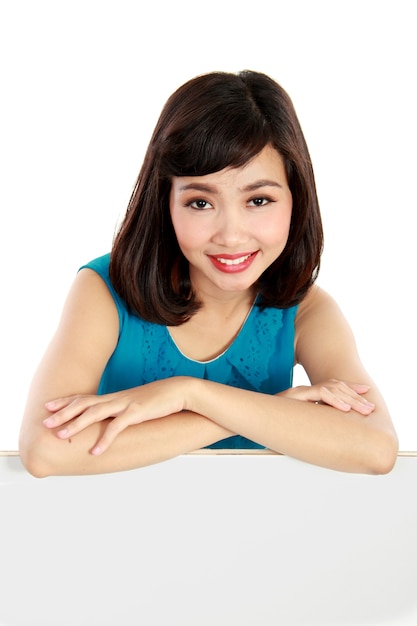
[
  {"xmin": 187, "ymin": 199, "xmax": 213, "ymax": 210},
  {"xmin": 248, "ymin": 197, "xmax": 271, "ymax": 207}
]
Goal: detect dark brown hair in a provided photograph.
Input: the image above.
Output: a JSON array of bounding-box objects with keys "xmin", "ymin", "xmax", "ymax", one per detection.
[{"xmin": 110, "ymin": 70, "xmax": 323, "ymax": 325}]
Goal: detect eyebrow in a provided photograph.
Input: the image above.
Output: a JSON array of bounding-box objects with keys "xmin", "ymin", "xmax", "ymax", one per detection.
[
  {"xmin": 242, "ymin": 179, "xmax": 283, "ymax": 192},
  {"xmin": 178, "ymin": 179, "xmax": 283, "ymax": 193}
]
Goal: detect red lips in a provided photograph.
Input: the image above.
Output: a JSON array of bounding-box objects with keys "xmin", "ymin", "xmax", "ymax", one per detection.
[{"xmin": 208, "ymin": 251, "xmax": 258, "ymax": 273}]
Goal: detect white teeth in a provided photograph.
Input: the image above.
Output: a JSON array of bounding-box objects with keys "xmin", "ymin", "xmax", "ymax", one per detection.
[{"xmin": 216, "ymin": 254, "xmax": 251, "ymax": 266}]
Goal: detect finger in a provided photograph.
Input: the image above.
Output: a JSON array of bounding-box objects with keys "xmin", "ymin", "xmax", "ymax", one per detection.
[
  {"xmin": 346, "ymin": 383, "xmax": 371, "ymax": 395},
  {"xmin": 90, "ymin": 414, "xmax": 134, "ymax": 456},
  {"xmin": 320, "ymin": 385, "xmax": 375, "ymax": 415},
  {"xmin": 43, "ymin": 395, "xmax": 111, "ymax": 429},
  {"xmin": 43, "ymin": 396, "xmax": 84, "ymax": 426},
  {"xmin": 333, "ymin": 382, "xmax": 375, "ymax": 414},
  {"xmin": 320, "ymin": 386, "xmax": 352, "ymax": 411},
  {"xmin": 89, "ymin": 400, "xmax": 165, "ymax": 455},
  {"xmin": 346, "ymin": 395, "xmax": 375, "ymax": 415},
  {"xmin": 45, "ymin": 397, "xmax": 75, "ymax": 411},
  {"xmin": 54, "ymin": 399, "xmax": 123, "ymax": 437}
]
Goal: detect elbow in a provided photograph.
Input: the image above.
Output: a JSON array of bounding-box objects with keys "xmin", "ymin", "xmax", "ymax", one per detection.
[
  {"xmin": 19, "ymin": 430, "xmax": 55, "ymax": 478},
  {"xmin": 366, "ymin": 431, "xmax": 399, "ymax": 475},
  {"xmin": 19, "ymin": 451, "xmax": 50, "ymax": 479}
]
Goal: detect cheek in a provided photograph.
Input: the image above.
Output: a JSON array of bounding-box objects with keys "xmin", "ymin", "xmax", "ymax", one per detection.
[
  {"xmin": 170, "ymin": 210, "xmax": 187, "ymax": 245},
  {"xmin": 276, "ymin": 205, "xmax": 292, "ymax": 239},
  {"xmin": 171, "ymin": 214, "xmax": 205, "ymax": 253},
  {"xmin": 257, "ymin": 211, "xmax": 292, "ymax": 246}
]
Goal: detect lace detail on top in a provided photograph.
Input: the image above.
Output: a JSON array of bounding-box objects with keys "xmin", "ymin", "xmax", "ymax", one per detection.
[
  {"xmin": 137, "ymin": 303, "xmax": 284, "ymax": 393},
  {"xmin": 142, "ymin": 323, "xmax": 177, "ymax": 382},
  {"xmin": 226, "ymin": 306, "xmax": 283, "ymax": 390}
]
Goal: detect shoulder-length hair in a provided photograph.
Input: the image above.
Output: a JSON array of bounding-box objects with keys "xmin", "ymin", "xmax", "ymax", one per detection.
[{"xmin": 110, "ymin": 70, "xmax": 323, "ymax": 325}]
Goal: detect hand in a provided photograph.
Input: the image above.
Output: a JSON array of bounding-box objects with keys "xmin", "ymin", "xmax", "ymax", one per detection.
[
  {"xmin": 42, "ymin": 377, "xmax": 188, "ymax": 455},
  {"xmin": 278, "ymin": 379, "xmax": 375, "ymax": 415}
]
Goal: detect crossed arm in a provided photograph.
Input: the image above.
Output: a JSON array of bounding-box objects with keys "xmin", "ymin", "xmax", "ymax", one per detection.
[{"xmin": 19, "ymin": 270, "xmax": 398, "ymax": 477}]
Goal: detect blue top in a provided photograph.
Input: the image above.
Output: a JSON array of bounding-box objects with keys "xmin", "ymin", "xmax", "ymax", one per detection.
[{"xmin": 81, "ymin": 254, "xmax": 299, "ymax": 449}]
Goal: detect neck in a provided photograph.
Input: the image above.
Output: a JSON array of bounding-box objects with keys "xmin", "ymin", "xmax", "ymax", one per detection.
[
  {"xmin": 188, "ymin": 292, "xmax": 257, "ymax": 331},
  {"xmin": 195, "ymin": 286, "xmax": 256, "ymax": 314}
]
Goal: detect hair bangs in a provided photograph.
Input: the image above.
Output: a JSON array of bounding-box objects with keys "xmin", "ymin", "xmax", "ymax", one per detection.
[
  {"xmin": 158, "ymin": 78, "xmax": 273, "ymax": 177},
  {"xmin": 174, "ymin": 122, "xmax": 270, "ymax": 177}
]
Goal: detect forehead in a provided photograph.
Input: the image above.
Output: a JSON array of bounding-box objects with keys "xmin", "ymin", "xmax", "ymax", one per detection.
[{"xmin": 171, "ymin": 145, "xmax": 287, "ymax": 191}]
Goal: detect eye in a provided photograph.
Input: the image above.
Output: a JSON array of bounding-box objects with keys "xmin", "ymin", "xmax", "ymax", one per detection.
[
  {"xmin": 186, "ymin": 199, "xmax": 213, "ymax": 210},
  {"xmin": 247, "ymin": 197, "xmax": 273, "ymax": 207}
]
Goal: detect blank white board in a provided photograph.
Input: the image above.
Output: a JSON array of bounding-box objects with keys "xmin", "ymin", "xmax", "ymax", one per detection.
[{"xmin": 1, "ymin": 453, "xmax": 416, "ymax": 626}]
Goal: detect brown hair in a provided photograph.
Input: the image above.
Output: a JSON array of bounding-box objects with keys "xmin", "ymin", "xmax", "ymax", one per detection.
[{"xmin": 110, "ymin": 70, "xmax": 323, "ymax": 325}]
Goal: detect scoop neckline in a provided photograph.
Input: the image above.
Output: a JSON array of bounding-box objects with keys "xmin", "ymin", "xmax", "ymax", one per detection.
[{"xmin": 165, "ymin": 299, "xmax": 258, "ymax": 365}]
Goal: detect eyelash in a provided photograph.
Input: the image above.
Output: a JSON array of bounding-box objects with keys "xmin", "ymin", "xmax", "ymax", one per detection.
[
  {"xmin": 185, "ymin": 196, "xmax": 274, "ymax": 210},
  {"xmin": 186, "ymin": 199, "xmax": 212, "ymax": 210},
  {"xmin": 247, "ymin": 196, "xmax": 274, "ymax": 207}
]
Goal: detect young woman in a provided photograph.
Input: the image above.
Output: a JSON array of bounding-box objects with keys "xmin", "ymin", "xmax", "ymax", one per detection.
[{"xmin": 18, "ymin": 70, "xmax": 398, "ymax": 477}]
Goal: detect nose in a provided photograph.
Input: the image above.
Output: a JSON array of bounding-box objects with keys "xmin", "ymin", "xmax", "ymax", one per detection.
[{"xmin": 211, "ymin": 207, "xmax": 249, "ymax": 247}]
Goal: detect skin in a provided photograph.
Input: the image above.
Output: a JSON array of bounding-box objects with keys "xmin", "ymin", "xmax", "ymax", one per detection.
[{"xmin": 18, "ymin": 146, "xmax": 399, "ymax": 477}]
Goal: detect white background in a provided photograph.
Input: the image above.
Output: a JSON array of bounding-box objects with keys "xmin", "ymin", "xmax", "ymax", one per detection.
[{"xmin": 0, "ymin": 0, "xmax": 415, "ymax": 451}]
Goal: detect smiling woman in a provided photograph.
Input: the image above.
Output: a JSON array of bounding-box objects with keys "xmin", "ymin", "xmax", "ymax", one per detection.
[{"xmin": 18, "ymin": 70, "xmax": 398, "ymax": 477}]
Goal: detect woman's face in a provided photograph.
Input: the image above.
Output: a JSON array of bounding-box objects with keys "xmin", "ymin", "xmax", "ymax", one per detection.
[{"xmin": 169, "ymin": 145, "xmax": 293, "ymax": 299}]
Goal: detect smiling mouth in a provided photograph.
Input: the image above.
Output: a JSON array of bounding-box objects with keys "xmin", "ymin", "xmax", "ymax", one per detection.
[
  {"xmin": 208, "ymin": 251, "xmax": 258, "ymax": 273},
  {"xmin": 215, "ymin": 254, "xmax": 253, "ymax": 266}
]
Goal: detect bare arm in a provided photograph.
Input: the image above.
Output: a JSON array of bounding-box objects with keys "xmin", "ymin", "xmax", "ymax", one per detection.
[
  {"xmin": 18, "ymin": 270, "xmax": 232, "ymax": 477},
  {"xmin": 22, "ymin": 277, "xmax": 398, "ymax": 476},
  {"xmin": 52, "ymin": 286, "xmax": 398, "ymax": 473},
  {"xmin": 185, "ymin": 286, "xmax": 398, "ymax": 473}
]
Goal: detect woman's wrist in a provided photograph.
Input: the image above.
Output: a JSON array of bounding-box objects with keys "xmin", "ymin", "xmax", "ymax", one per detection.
[{"xmin": 182, "ymin": 376, "xmax": 204, "ymax": 414}]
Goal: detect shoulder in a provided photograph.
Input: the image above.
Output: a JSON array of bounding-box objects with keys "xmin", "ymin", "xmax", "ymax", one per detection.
[
  {"xmin": 294, "ymin": 285, "xmax": 359, "ymax": 377},
  {"xmin": 59, "ymin": 264, "xmax": 120, "ymax": 355},
  {"xmin": 73, "ymin": 253, "xmax": 114, "ymax": 310},
  {"xmin": 80, "ymin": 253, "xmax": 111, "ymax": 277},
  {"xmin": 295, "ymin": 284, "xmax": 344, "ymax": 328},
  {"xmin": 78, "ymin": 254, "xmax": 125, "ymax": 325}
]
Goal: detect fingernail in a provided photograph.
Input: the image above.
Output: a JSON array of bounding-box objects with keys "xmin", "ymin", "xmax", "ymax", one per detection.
[
  {"xmin": 57, "ymin": 428, "xmax": 68, "ymax": 438},
  {"xmin": 43, "ymin": 417, "xmax": 54, "ymax": 427},
  {"xmin": 91, "ymin": 446, "xmax": 101, "ymax": 456}
]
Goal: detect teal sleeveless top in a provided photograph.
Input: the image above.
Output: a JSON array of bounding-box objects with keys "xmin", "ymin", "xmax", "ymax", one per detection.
[{"xmin": 81, "ymin": 254, "xmax": 298, "ymax": 449}]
